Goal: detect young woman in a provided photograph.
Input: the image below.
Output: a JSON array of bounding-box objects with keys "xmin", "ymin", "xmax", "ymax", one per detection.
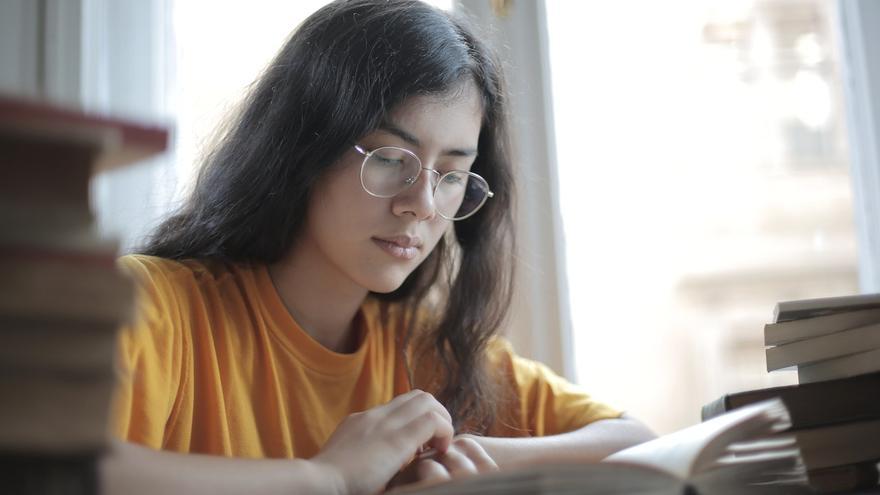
[{"xmin": 102, "ymin": 1, "xmax": 654, "ymax": 493}]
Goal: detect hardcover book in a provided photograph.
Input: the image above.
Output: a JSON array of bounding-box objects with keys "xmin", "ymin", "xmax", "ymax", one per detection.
[{"xmin": 701, "ymin": 371, "xmax": 880, "ymax": 429}]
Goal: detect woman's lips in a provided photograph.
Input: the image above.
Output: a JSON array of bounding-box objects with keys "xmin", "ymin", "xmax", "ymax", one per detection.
[{"xmin": 372, "ymin": 236, "xmax": 421, "ymax": 260}]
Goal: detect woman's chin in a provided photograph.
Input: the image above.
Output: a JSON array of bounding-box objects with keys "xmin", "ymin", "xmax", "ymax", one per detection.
[
  {"xmin": 366, "ymin": 278, "xmax": 407, "ymax": 294},
  {"xmin": 354, "ymin": 259, "xmax": 423, "ymax": 295},
  {"xmin": 360, "ymin": 267, "xmax": 415, "ymax": 294}
]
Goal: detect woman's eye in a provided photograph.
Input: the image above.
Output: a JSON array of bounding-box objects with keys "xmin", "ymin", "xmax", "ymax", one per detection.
[
  {"xmin": 442, "ymin": 174, "xmax": 465, "ymax": 185},
  {"xmin": 375, "ymin": 156, "xmax": 403, "ymax": 166}
]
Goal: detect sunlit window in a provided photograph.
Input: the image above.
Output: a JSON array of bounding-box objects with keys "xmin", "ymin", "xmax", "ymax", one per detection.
[
  {"xmin": 172, "ymin": 0, "xmax": 452, "ymax": 197},
  {"xmin": 546, "ymin": 0, "xmax": 855, "ymax": 433}
]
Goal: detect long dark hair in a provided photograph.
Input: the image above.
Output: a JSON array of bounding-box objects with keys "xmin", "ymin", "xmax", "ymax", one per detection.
[{"xmin": 141, "ymin": 0, "xmax": 516, "ymax": 433}]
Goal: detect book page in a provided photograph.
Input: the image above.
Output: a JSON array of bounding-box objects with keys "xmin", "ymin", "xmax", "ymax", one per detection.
[
  {"xmin": 604, "ymin": 399, "xmax": 792, "ymax": 479},
  {"xmin": 390, "ymin": 462, "xmax": 683, "ymax": 495},
  {"xmin": 692, "ymin": 451, "xmax": 808, "ymax": 495}
]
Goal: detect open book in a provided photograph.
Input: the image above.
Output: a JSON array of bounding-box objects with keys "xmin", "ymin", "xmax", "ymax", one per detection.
[{"xmin": 394, "ymin": 399, "xmax": 807, "ymax": 495}]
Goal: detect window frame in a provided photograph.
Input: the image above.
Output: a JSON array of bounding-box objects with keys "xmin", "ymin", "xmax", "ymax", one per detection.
[{"xmin": 835, "ymin": 0, "xmax": 880, "ymax": 292}]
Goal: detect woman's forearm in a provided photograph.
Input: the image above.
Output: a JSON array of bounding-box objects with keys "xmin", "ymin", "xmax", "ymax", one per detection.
[
  {"xmin": 100, "ymin": 391, "xmax": 465, "ymax": 495},
  {"xmin": 465, "ymin": 416, "xmax": 657, "ymax": 468},
  {"xmin": 99, "ymin": 440, "xmax": 342, "ymax": 495}
]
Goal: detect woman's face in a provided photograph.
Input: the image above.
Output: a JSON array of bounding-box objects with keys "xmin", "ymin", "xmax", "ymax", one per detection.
[{"xmin": 299, "ymin": 82, "xmax": 484, "ymax": 294}]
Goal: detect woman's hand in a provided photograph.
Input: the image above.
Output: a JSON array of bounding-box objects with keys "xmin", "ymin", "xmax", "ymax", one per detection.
[
  {"xmin": 310, "ymin": 390, "xmax": 455, "ymax": 495},
  {"xmin": 386, "ymin": 435, "xmax": 499, "ymax": 491}
]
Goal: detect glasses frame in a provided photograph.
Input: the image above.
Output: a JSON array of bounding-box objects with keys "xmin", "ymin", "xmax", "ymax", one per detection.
[{"xmin": 354, "ymin": 144, "xmax": 494, "ymax": 221}]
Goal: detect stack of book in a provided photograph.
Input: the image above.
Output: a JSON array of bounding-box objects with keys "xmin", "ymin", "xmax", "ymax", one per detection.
[
  {"xmin": 765, "ymin": 293, "xmax": 880, "ymax": 383},
  {"xmin": 0, "ymin": 96, "xmax": 167, "ymax": 494},
  {"xmin": 703, "ymin": 293, "xmax": 880, "ymax": 493}
]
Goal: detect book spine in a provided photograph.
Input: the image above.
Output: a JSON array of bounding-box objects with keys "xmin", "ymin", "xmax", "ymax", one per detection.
[
  {"xmin": 774, "ymin": 293, "xmax": 880, "ymax": 323},
  {"xmin": 700, "ymin": 372, "xmax": 880, "ymax": 428},
  {"xmin": 700, "ymin": 396, "xmax": 731, "ymax": 422},
  {"xmin": 764, "ymin": 308, "xmax": 880, "ymax": 346},
  {"xmin": 808, "ymin": 462, "xmax": 880, "ymax": 493},
  {"xmin": 0, "ymin": 256, "xmax": 133, "ymax": 323},
  {"xmin": 798, "ymin": 348, "xmax": 880, "ymax": 384},
  {"xmin": 766, "ymin": 322, "xmax": 880, "ymax": 371},
  {"xmin": 0, "ymin": 373, "xmax": 116, "ymax": 452},
  {"xmin": 796, "ymin": 419, "xmax": 880, "ymax": 470},
  {"xmin": 0, "ymin": 453, "xmax": 97, "ymax": 495}
]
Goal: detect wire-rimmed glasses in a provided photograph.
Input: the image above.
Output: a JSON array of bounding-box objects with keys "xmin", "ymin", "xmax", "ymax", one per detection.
[{"xmin": 354, "ymin": 145, "xmax": 494, "ymax": 221}]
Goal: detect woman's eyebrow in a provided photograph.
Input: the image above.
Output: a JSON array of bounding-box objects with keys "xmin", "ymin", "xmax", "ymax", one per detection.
[{"xmin": 378, "ymin": 123, "xmax": 478, "ymax": 157}]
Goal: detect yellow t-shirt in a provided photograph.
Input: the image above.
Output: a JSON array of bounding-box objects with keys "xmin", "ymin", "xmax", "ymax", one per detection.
[{"xmin": 112, "ymin": 255, "xmax": 620, "ymax": 459}]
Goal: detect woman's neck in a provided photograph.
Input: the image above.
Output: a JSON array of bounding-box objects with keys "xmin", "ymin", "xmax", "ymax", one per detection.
[{"xmin": 267, "ymin": 242, "xmax": 368, "ymax": 354}]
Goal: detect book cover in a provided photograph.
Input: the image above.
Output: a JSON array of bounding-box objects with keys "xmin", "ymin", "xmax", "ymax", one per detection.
[
  {"xmin": 701, "ymin": 371, "xmax": 880, "ymax": 429},
  {"xmin": 764, "ymin": 308, "xmax": 880, "ymax": 346},
  {"xmin": 0, "ymin": 95, "xmax": 168, "ymax": 175},
  {"xmin": 0, "ymin": 135, "xmax": 95, "ymax": 204},
  {"xmin": 774, "ymin": 293, "xmax": 880, "ymax": 323},
  {"xmin": 795, "ymin": 419, "xmax": 880, "ymax": 470}
]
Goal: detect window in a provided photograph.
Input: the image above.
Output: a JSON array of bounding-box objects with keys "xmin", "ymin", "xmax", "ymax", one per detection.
[
  {"xmin": 546, "ymin": 0, "xmax": 856, "ymax": 433},
  {"xmin": 173, "ymin": 0, "xmax": 452, "ymax": 195}
]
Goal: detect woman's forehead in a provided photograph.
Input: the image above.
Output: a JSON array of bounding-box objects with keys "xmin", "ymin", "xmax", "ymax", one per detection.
[{"xmin": 378, "ymin": 83, "xmax": 483, "ymax": 151}]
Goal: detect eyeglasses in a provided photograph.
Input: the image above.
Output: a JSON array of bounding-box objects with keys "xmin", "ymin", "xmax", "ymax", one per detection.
[{"xmin": 354, "ymin": 145, "xmax": 494, "ymax": 221}]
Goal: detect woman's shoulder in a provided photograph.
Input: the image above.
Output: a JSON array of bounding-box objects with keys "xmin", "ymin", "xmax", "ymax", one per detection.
[
  {"xmin": 485, "ymin": 335, "xmax": 517, "ymax": 363},
  {"xmin": 483, "ymin": 336, "xmax": 563, "ymax": 384},
  {"xmin": 117, "ymin": 254, "xmax": 266, "ymax": 311},
  {"xmin": 119, "ymin": 253, "xmax": 189, "ymax": 278},
  {"xmin": 119, "ymin": 253, "xmax": 210, "ymax": 275},
  {"xmin": 118, "ymin": 254, "xmax": 254, "ymax": 286}
]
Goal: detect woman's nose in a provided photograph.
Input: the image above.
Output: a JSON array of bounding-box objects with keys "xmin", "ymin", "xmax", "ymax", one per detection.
[{"xmin": 391, "ymin": 168, "xmax": 438, "ymax": 221}]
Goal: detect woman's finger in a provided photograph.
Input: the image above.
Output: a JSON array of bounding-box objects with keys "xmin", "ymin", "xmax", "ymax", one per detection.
[
  {"xmin": 391, "ymin": 411, "xmax": 455, "ymax": 455},
  {"xmin": 401, "ymin": 409, "xmax": 454, "ymax": 454},
  {"xmin": 415, "ymin": 459, "xmax": 452, "ymax": 485},
  {"xmin": 451, "ymin": 436, "xmax": 499, "ymax": 474},
  {"xmin": 383, "ymin": 390, "xmax": 452, "ymax": 427},
  {"xmin": 435, "ymin": 448, "xmax": 478, "ymax": 478}
]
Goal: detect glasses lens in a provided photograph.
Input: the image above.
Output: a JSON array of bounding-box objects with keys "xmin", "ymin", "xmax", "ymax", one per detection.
[
  {"xmin": 361, "ymin": 147, "xmax": 421, "ymax": 197},
  {"xmin": 435, "ymin": 172, "xmax": 490, "ymax": 220}
]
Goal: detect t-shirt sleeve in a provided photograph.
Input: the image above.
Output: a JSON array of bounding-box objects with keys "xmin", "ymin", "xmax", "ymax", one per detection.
[
  {"xmin": 110, "ymin": 255, "xmax": 189, "ymax": 449},
  {"xmin": 487, "ymin": 337, "xmax": 622, "ymax": 437}
]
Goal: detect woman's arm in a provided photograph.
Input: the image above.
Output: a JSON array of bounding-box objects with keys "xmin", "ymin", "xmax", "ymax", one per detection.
[
  {"xmin": 100, "ymin": 441, "xmax": 333, "ymax": 495},
  {"xmin": 101, "ymin": 390, "xmax": 458, "ymax": 495},
  {"xmin": 463, "ymin": 415, "xmax": 657, "ymax": 468}
]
